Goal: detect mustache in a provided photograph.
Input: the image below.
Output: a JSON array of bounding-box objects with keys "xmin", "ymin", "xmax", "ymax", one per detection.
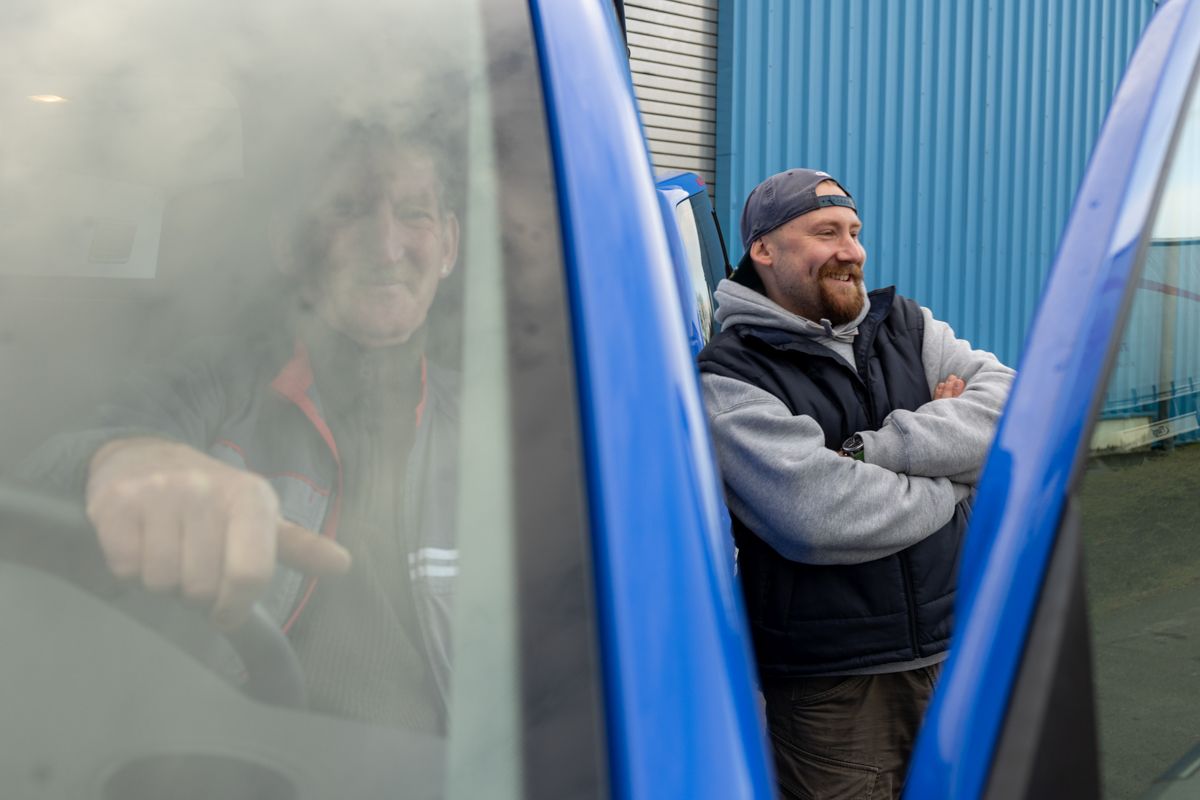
[
  {"xmin": 355, "ymin": 261, "xmax": 424, "ymax": 283},
  {"xmin": 817, "ymin": 261, "xmax": 864, "ymax": 281}
]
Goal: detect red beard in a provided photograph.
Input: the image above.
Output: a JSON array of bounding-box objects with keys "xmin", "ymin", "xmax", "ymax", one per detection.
[{"xmin": 815, "ymin": 262, "xmax": 865, "ymax": 325}]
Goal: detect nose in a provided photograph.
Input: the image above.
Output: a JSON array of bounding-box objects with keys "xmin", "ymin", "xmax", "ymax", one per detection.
[
  {"xmin": 836, "ymin": 231, "xmax": 865, "ymax": 264},
  {"xmin": 366, "ymin": 201, "xmax": 406, "ymax": 263}
]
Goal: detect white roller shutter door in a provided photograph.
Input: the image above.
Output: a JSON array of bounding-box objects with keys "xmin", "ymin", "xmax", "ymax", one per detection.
[{"xmin": 625, "ymin": 0, "xmax": 718, "ymax": 197}]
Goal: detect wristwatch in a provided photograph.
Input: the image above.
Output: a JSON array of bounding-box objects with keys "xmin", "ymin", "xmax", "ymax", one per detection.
[{"xmin": 840, "ymin": 433, "xmax": 865, "ymax": 461}]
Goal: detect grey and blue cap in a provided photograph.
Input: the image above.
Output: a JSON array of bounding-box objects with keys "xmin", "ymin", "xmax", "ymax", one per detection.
[{"xmin": 735, "ymin": 168, "xmax": 857, "ymax": 274}]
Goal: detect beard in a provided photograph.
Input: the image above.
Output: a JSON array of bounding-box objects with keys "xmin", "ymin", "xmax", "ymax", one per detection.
[{"xmin": 813, "ymin": 261, "xmax": 866, "ymax": 325}]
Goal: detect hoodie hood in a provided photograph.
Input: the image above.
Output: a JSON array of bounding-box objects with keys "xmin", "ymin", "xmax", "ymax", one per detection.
[{"xmin": 713, "ymin": 278, "xmax": 871, "ymax": 345}]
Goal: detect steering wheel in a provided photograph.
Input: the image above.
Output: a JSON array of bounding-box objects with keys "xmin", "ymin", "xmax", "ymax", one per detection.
[{"xmin": 0, "ymin": 481, "xmax": 307, "ymax": 709}]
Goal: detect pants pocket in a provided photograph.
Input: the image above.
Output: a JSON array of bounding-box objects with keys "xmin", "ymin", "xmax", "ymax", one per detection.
[
  {"xmin": 770, "ymin": 730, "xmax": 880, "ymax": 800},
  {"xmin": 788, "ymin": 675, "xmax": 869, "ymax": 706}
]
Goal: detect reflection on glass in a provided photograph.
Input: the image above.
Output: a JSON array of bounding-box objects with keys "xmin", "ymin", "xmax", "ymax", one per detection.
[
  {"xmin": 1081, "ymin": 80, "xmax": 1200, "ymax": 799},
  {"xmin": 672, "ymin": 197, "xmax": 715, "ymax": 342}
]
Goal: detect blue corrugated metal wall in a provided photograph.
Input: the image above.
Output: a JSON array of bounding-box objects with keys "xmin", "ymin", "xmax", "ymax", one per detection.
[{"xmin": 716, "ymin": 0, "xmax": 1157, "ymax": 365}]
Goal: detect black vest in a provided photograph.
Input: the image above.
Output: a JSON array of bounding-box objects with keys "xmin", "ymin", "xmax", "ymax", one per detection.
[{"xmin": 698, "ymin": 288, "xmax": 968, "ymax": 675}]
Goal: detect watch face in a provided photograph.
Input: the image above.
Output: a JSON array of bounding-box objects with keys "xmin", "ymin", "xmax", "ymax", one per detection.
[{"xmin": 842, "ymin": 434, "xmax": 864, "ymax": 453}]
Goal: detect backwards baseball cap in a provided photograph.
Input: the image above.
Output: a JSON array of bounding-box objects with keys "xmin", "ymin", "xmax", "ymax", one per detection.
[{"xmin": 735, "ymin": 168, "xmax": 857, "ymax": 276}]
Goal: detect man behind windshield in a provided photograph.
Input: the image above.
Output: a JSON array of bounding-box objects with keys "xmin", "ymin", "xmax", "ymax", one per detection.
[{"xmin": 30, "ymin": 118, "xmax": 462, "ymax": 731}]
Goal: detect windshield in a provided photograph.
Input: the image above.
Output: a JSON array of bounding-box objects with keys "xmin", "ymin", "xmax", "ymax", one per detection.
[{"xmin": 0, "ymin": 0, "xmax": 603, "ymax": 797}]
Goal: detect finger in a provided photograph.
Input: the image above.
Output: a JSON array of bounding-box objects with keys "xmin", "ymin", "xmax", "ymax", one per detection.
[
  {"xmin": 277, "ymin": 520, "xmax": 352, "ymax": 576},
  {"xmin": 934, "ymin": 381, "xmax": 947, "ymax": 399},
  {"xmin": 91, "ymin": 500, "xmax": 144, "ymax": 580},
  {"xmin": 211, "ymin": 492, "xmax": 278, "ymax": 630},
  {"xmin": 140, "ymin": 500, "xmax": 183, "ymax": 592},
  {"xmin": 180, "ymin": 491, "xmax": 225, "ymax": 603}
]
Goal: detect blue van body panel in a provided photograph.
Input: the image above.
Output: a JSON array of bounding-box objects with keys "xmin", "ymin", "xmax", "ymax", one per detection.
[
  {"xmin": 906, "ymin": 2, "xmax": 1200, "ymax": 797},
  {"xmin": 527, "ymin": 1, "xmax": 772, "ymax": 798},
  {"xmin": 655, "ymin": 170, "xmax": 708, "ymax": 199}
]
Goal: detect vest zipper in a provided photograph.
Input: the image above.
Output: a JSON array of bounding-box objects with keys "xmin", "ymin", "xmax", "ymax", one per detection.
[
  {"xmin": 899, "ymin": 551, "xmax": 920, "ymax": 657},
  {"xmin": 850, "ymin": 351, "xmax": 879, "ymax": 426}
]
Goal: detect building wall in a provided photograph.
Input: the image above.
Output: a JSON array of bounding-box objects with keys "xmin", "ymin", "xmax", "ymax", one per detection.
[
  {"xmin": 626, "ymin": 0, "xmax": 719, "ymax": 197},
  {"xmin": 716, "ymin": 1, "xmax": 1157, "ymax": 365}
]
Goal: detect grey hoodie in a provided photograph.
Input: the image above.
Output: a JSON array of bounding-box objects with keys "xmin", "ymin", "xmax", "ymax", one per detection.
[{"xmin": 702, "ymin": 279, "xmax": 1014, "ymax": 566}]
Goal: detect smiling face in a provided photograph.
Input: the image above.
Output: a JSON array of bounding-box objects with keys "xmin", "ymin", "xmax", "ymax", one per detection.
[
  {"xmin": 749, "ymin": 181, "xmax": 866, "ymax": 325},
  {"xmin": 292, "ymin": 139, "xmax": 459, "ymax": 347}
]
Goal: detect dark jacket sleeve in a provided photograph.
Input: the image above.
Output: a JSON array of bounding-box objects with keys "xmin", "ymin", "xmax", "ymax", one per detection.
[{"xmin": 23, "ymin": 342, "xmax": 256, "ymax": 499}]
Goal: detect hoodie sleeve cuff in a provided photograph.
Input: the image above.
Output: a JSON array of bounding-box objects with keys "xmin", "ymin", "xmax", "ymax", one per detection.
[
  {"xmin": 22, "ymin": 425, "xmax": 187, "ymax": 501},
  {"xmin": 859, "ymin": 425, "xmax": 910, "ymax": 474}
]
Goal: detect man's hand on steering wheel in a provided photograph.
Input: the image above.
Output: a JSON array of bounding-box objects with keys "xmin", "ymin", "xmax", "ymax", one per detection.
[{"xmin": 85, "ymin": 437, "xmax": 351, "ymax": 631}]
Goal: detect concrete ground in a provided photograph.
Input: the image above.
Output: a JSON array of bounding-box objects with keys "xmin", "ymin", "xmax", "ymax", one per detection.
[{"xmin": 1081, "ymin": 445, "xmax": 1200, "ymax": 799}]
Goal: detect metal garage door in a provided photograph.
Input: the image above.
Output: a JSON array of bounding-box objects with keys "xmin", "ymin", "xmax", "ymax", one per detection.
[{"xmin": 625, "ymin": 0, "xmax": 718, "ymax": 196}]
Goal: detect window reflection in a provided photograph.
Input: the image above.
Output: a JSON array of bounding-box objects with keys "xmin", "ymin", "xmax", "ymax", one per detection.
[
  {"xmin": 1081, "ymin": 81, "xmax": 1200, "ymax": 799},
  {"xmin": 672, "ymin": 197, "xmax": 715, "ymax": 342}
]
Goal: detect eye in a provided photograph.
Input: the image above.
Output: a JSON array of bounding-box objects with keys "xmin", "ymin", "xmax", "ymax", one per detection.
[{"xmin": 397, "ymin": 207, "xmax": 437, "ymax": 228}]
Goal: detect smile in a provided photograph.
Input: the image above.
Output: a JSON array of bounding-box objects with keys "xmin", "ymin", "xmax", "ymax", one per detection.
[{"xmin": 358, "ymin": 272, "xmax": 417, "ymax": 289}]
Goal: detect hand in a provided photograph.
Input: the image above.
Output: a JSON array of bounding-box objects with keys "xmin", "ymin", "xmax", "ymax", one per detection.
[
  {"xmin": 85, "ymin": 437, "xmax": 351, "ymax": 630},
  {"xmin": 934, "ymin": 373, "xmax": 966, "ymax": 400}
]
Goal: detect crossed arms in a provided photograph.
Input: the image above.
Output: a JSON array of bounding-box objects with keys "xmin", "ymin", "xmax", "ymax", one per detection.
[{"xmin": 702, "ymin": 308, "xmax": 1015, "ymax": 565}]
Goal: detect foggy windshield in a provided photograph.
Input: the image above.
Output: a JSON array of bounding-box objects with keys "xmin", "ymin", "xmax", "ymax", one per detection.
[{"xmin": 0, "ymin": 0, "xmax": 602, "ymax": 797}]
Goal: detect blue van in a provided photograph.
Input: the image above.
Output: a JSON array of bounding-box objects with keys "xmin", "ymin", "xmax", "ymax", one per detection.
[
  {"xmin": 655, "ymin": 0, "xmax": 1200, "ymax": 796},
  {"xmin": 0, "ymin": 0, "xmax": 769, "ymax": 798},
  {"xmin": 1, "ymin": 0, "xmax": 1199, "ymax": 798}
]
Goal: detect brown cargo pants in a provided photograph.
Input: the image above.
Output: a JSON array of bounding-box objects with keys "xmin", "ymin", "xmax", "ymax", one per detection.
[{"xmin": 760, "ymin": 664, "xmax": 942, "ymax": 800}]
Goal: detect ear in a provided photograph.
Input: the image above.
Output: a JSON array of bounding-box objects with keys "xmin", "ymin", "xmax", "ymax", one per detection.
[
  {"xmin": 749, "ymin": 236, "xmax": 779, "ymax": 294},
  {"xmin": 749, "ymin": 236, "xmax": 773, "ymax": 270},
  {"xmin": 438, "ymin": 212, "xmax": 461, "ymax": 279}
]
